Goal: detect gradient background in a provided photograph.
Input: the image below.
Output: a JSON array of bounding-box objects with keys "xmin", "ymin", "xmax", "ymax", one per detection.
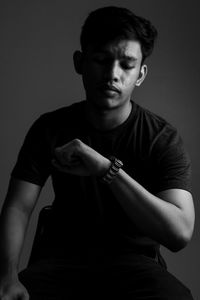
[{"xmin": 0, "ymin": 0, "xmax": 200, "ymax": 298}]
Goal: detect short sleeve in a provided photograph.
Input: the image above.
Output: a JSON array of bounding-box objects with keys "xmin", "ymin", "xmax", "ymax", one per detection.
[
  {"xmin": 11, "ymin": 115, "xmax": 51, "ymax": 186},
  {"xmin": 150, "ymin": 125, "xmax": 192, "ymax": 194}
]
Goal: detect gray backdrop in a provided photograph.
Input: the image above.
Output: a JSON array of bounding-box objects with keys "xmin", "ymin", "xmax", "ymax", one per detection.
[{"xmin": 0, "ymin": 0, "xmax": 199, "ymax": 298}]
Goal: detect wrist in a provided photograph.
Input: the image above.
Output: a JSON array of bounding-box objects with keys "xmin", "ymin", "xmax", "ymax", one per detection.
[
  {"xmin": 0, "ymin": 260, "xmax": 18, "ymax": 280},
  {"xmin": 98, "ymin": 158, "xmax": 112, "ymax": 177},
  {"xmin": 100, "ymin": 156, "xmax": 123, "ymax": 184},
  {"xmin": 0, "ymin": 270, "xmax": 18, "ymax": 284}
]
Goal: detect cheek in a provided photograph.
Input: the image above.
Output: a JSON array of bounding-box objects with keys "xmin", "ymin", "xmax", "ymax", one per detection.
[
  {"xmin": 123, "ymin": 70, "xmax": 140, "ymax": 87},
  {"xmin": 84, "ymin": 66, "xmax": 101, "ymax": 83},
  {"xmin": 123, "ymin": 76, "xmax": 137, "ymax": 89},
  {"xmin": 82, "ymin": 69, "xmax": 100, "ymax": 92}
]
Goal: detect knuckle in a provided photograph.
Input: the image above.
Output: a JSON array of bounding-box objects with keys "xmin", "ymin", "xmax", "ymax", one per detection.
[
  {"xmin": 74, "ymin": 138, "xmax": 81, "ymax": 144},
  {"xmin": 73, "ymin": 139, "xmax": 82, "ymax": 148}
]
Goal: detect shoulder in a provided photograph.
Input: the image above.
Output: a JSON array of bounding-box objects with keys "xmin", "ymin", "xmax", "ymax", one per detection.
[
  {"xmin": 133, "ymin": 101, "xmax": 179, "ymax": 147},
  {"xmin": 134, "ymin": 102, "xmax": 175, "ymax": 131},
  {"xmin": 39, "ymin": 100, "xmax": 84, "ymax": 122},
  {"xmin": 31, "ymin": 101, "xmax": 84, "ymax": 130}
]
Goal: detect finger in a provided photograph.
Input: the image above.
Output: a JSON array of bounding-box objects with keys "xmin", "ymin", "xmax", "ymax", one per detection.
[
  {"xmin": 51, "ymin": 159, "xmax": 74, "ymax": 173},
  {"xmin": 54, "ymin": 145, "xmax": 74, "ymax": 163},
  {"xmin": 55, "ymin": 151, "xmax": 76, "ymax": 165},
  {"xmin": 52, "ymin": 159, "xmax": 66, "ymax": 171},
  {"xmin": 15, "ymin": 292, "xmax": 29, "ymax": 300},
  {"xmin": 19, "ymin": 292, "xmax": 30, "ymax": 300}
]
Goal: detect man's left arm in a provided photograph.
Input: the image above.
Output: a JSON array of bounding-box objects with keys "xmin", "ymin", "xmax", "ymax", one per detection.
[{"xmin": 52, "ymin": 138, "xmax": 195, "ymax": 252}]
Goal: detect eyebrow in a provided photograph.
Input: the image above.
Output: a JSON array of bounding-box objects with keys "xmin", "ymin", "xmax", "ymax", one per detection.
[
  {"xmin": 94, "ymin": 50, "xmax": 138, "ymax": 61},
  {"xmin": 121, "ymin": 55, "xmax": 137, "ymax": 61}
]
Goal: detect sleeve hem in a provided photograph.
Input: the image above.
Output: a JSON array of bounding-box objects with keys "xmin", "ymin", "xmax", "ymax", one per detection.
[
  {"xmin": 10, "ymin": 173, "xmax": 46, "ymax": 187},
  {"xmin": 153, "ymin": 182, "xmax": 192, "ymax": 194}
]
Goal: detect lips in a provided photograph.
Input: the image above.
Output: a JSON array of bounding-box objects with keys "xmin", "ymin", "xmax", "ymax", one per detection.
[{"xmin": 98, "ymin": 83, "xmax": 121, "ymax": 94}]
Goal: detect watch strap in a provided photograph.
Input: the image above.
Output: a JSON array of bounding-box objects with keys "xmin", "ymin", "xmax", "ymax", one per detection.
[{"xmin": 101, "ymin": 156, "xmax": 123, "ymax": 184}]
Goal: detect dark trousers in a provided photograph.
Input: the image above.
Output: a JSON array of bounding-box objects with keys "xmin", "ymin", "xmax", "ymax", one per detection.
[{"xmin": 19, "ymin": 253, "xmax": 194, "ymax": 299}]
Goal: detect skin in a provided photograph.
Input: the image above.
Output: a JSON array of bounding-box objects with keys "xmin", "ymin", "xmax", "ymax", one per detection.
[
  {"xmin": 0, "ymin": 179, "xmax": 41, "ymax": 300},
  {"xmin": 73, "ymin": 39, "xmax": 147, "ymax": 130},
  {"xmin": 54, "ymin": 38, "xmax": 195, "ymax": 250},
  {"xmin": 0, "ymin": 38, "xmax": 195, "ymax": 299}
]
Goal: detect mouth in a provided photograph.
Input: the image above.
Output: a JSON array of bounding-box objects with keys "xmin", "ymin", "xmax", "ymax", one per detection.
[{"xmin": 98, "ymin": 84, "xmax": 121, "ymax": 94}]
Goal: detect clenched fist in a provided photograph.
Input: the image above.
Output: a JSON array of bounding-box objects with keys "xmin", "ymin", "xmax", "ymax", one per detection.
[{"xmin": 52, "ymin": 139, "xmax": 111, "ymax": 177}]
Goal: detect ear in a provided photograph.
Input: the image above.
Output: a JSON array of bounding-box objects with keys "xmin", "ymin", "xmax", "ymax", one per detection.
[
  {"xmin": 136, "ymin": 64, "xmax": 148, "ymax": 86},
  {"xmin": 73, "ymin": 50, "xmax": 84, "ymax": 75}
]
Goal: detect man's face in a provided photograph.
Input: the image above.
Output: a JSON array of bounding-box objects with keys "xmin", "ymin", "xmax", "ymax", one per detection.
[{"xmin": 79, "ymin": 39, "xmax": 145, "ymax": 110}]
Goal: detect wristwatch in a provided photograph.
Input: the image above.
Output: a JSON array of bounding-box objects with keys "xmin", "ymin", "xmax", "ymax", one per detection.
[{"xmin": 101, "ymin": 156, "xmax": 123, "ymax": 184}]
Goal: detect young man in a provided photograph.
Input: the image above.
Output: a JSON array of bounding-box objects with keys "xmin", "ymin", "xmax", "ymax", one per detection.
[{"xmin": 0, "ymin": 6, "xmax": 195, "ymax": 299}]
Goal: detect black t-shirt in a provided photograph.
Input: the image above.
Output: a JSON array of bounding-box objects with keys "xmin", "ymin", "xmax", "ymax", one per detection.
[{"xmin": 11, "ymin": 100, "xmax": 192, "ymax": 259}]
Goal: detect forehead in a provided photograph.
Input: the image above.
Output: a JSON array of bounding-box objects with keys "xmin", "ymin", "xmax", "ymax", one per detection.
[{"xmin": 88, "ymin": 39, "xmax": 143, "ymax": 60}]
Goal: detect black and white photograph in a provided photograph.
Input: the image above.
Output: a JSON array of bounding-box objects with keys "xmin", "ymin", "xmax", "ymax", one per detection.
[{"xmin": 0, "ymin": 0, "xmax": 199, "ymax": 299}]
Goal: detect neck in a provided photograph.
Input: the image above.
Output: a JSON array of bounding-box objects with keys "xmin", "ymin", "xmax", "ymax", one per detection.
[{"xmin": 84, "ymin": 101, "xmax": 132, "ymax": 131}]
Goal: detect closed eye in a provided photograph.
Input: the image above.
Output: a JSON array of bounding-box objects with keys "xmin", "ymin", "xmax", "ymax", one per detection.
[{"xmin": 121, "ymin": 62, "xmax": 135, "ymax": 70}]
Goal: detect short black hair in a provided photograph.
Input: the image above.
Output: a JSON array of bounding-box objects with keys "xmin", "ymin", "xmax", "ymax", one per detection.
[{"xmin": 80, "ymin": 6, "xmax": 158, "ymax": 63}]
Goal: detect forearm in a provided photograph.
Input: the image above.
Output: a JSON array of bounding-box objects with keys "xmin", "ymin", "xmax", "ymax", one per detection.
[
  {"xmin": 52, "ymin": 139, "xmax": 194, "ymax": 251},
  {"xmin": 0, "ymin": 206, "xmax": 29, "ymax": 277},
  {"xmin": 109, "ymin": 169, "xmax": 189, "ymax": 251}
]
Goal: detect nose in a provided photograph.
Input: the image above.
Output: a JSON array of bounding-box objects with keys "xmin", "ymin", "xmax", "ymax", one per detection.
[{"xmin": 104, "ymin": 60, "xmax": 121, "ymax": 83}]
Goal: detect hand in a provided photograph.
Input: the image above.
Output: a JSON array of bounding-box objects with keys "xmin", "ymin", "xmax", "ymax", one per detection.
[
  {"xmin": 0, "ymin": 275, "xmax": 29, "ymax": 300},
  {"xmin": 52, "ymin": 139, "xmax": 111, "ymax": 177}
]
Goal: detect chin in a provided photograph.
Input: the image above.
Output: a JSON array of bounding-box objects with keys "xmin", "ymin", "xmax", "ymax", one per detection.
[
  {"xmin": 88, "ymin": 92, "xmax": 120, "ymax": 107},
  {"xmin": 93, "ymin": 98, "xmax": 120, "ymax": 110}
]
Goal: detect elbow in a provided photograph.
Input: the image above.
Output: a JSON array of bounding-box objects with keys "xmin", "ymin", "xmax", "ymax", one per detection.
[
  {"xmin": 168, "ymin": 237, "xmax": 189, "ymax": 253},
  {"xmin": 167, "ymin": 209, "xmax": 195, "ymax": 253},
  {"xmin": 167, "ymin": 227, "xmax": 194, "ymax": 253}
]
